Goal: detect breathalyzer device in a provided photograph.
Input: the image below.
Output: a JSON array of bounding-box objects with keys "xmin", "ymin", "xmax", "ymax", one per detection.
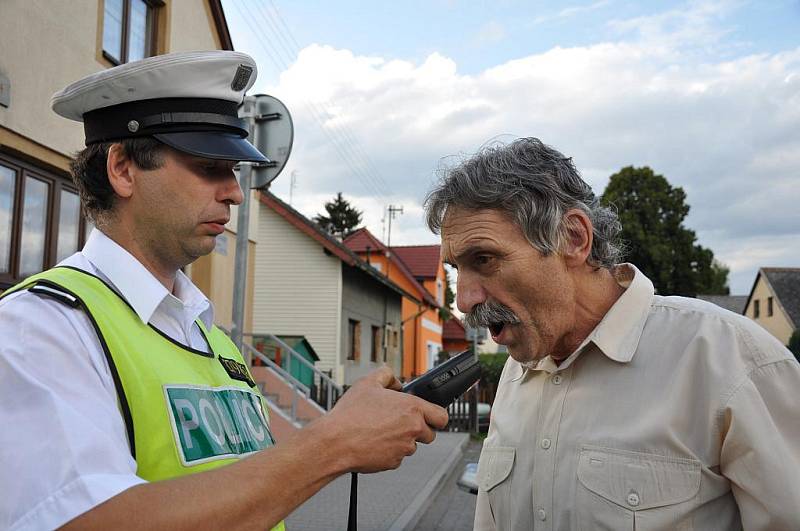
[{"xmin": 347, "ymin": 350, "xmax": 482, "ymax": 531}]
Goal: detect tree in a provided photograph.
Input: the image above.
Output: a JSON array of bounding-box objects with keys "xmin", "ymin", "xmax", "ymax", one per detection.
[
  {"xmin": 601, "ymin": 166, "xmax": 730, "ymax": 296},
  {"xmin": 313, "ymin": 192, "xmax": 363, "ymax": 236},
  {"xmin": 789, "ymin": 330, "xmax": 800, "ymax": 363},
  {"xmin": 439, "ymin": 266, "xmax": 456, "ymax": 321}
]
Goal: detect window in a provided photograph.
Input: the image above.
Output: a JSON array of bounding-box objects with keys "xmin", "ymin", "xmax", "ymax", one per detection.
[
  {"xmin": 370, "ymin": 325, "xmax": 382, "ymax": 363},
  {"xmin": 767, "ymin": 297, "xmax": 773, "ymax": 317},
  {"xmin": 102, "ymin": 0, "xmax": 161, "ymax": 65},
  {"xmin": 347, "ymin": 319, "xmax": 361, "ymax": 361},
  {"xmin": 0, "ymin": 153, "xmax": 88, "ymax": 289},
  {"xmin": 753, "ymin": 299, "xmax": 760, "ymax": 319}
]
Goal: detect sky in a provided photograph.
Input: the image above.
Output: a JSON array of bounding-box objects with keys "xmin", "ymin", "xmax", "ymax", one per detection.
[{"xmin": 221, "ymin": 0, "xmax": 800, "ymax": 295}]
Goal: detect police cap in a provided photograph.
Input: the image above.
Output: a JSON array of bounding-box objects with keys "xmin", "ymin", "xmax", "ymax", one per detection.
[{"xmin": 51, "ymin": 50, "xmax": 267, "ymax": 163}]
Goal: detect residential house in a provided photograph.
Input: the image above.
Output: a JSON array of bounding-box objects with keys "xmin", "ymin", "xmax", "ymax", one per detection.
[
  {"xmin": 393, "ymin": 244, "xmax": 448, "ymax": 371},
  {"xmin": 743, "ymin": 267, "xmax": 800, "ymax": 345},
  {"xmin": 253, "ymin": 192, "xmax": 410, "ymax": 386},
  {"xmin": 442, "ymin": 316, "xmax": 469, "ymax": 356},
  {"xmin": 697, "ymin": 295, "xmax": 748, "ymax": 314},
  {"xmin": 0, "ymin": 1, "xmax": 253, "ymax": 329},
  {"xmin": 344, "ymin": 229, "xmax": 443, "ymax": 379}
]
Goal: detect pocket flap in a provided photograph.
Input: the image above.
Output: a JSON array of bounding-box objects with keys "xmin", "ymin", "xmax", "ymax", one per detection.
[
  {"xmin": 476, "ymin": 445, "xmax": 515, "ymax": 492},
  {"xmin": 577, "ymin": 445, "xmax": 700, "ymax": 511}
]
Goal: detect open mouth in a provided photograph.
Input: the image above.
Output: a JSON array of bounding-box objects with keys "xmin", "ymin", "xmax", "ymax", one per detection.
[{"xmin": 489, "ymin": 322, "xmax": 505, "ymax": 336}]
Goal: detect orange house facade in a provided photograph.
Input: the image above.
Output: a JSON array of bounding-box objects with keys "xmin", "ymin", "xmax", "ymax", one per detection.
[{"xmin": 345, "ymin": 229, "xmax": 444, "ymax": 380}]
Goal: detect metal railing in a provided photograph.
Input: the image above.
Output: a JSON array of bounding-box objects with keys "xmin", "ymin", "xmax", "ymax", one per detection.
[
  {"xmin": 245, "ymin": 332, "xmax": 344, "ymax": 411},
  {"xmin": 447, "ymin": 384, "xmax": 480, "ymax": 434},
  {"xmin": 241, "ymin": 341, "xmax": 310, "ymax": 424}
]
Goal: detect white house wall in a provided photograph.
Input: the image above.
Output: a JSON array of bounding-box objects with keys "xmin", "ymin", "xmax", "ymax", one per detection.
[{"xmin": 253, "ymin": 203, "xmax": 342, "ymax": 376}]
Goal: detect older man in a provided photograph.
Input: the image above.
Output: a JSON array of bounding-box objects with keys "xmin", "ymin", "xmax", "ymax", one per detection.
[{"xmin": 425, "ymin": 138, "xmax": 800, "ymax": 530}]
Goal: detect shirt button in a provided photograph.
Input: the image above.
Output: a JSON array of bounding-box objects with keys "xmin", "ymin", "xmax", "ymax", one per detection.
[
  {"xmin": 552, "ymin": 374, "xmax": 563, "ymax": 385},
  {"xmin": 627, "ymin": 491, "xmax": 640, "ymax": 507},
  {"xmin": 540, "ymin": 438, "xmax": 552, "ymax": 450},
  {"xmin": 537, "ymin": 508, "xmax": 547, "ymax": 521}
]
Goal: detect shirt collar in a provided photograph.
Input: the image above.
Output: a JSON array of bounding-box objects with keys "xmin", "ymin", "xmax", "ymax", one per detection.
[
  {"xmin": 586, "ymin": 263, "xmax": 654, "ymax": 363},
  {"xmin": 81, "ymin": 229, "xmax": 213, "ymax": 328},
  {"xmin": 513, "ymin": 263, "xmax": 654, "ymax": 378}
]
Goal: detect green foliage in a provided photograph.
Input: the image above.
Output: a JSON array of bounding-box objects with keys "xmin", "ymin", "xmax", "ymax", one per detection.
[
  {"xmin": 789, "ymin": 330, "xmax": 800, "ymax": 362},
  {"xmin": 601, "ymin": 166, "xmax": 730, "ymax": 296},
  {"xmin": 439, "ymin": 267, "xmax": 456, "ymax": 321},
  {"xmin": 479, "ymin": 352, "xmax": 509, "ymax": 387},
  {"xmin": 313, "ymin": 192, "xmax": 363, "ymax": 236}
]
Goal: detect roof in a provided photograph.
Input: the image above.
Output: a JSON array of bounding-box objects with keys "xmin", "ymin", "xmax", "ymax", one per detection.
[
  {"xmin": 746, "ymin": 268, "xmax": 800, "ymax": 328},
  {"xmin": 696, "ymin": 295, "xmax": 748, "ymax": 314},
  {"xmin": 207, "ymin": 0, "xmax": 234, "ymax": 50},
  {"xmin": 257, "ymin": 191, "xmax": 420, "ymax": 304},
  {"xmin": 392, "ymin": 245, "xmax": 441, "ymax": 279},
  {"xmin": 344, "ymin": 228, "xmax": 439, "ymax": 308},
  {"xmin": 443, "ymin": 317, "xmax": 467, "ymax": 341}
]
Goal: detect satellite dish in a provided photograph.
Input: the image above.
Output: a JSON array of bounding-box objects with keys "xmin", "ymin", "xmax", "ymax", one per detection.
[{"xmin": 241, "ymin": 94, "xmax": 294, "ymax": 189}]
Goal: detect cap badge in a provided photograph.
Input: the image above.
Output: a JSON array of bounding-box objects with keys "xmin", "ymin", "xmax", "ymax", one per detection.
[
  {"xmin": 127, "ymin": 120, "xmax": 140, "ymax": 133},
  {"xmin": 231, "ymin": 64, "xmax": 253, "ymax": 91}
]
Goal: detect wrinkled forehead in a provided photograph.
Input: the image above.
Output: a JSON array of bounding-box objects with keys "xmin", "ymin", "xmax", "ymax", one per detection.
[{"xmin": 441, "ymin": 207, "xmax": 521, "ymax": 261}]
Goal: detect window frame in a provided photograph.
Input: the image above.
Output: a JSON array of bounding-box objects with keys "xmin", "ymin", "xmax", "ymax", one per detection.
[
  {"xmin": 0, "ymin": 152, "xmax": 88, "ymax": 290},
  {"xmin": 753, "ymin": 299, "xmax": 760, "ymax": 319},
  {"xmin": 347, "ymin": 319, "xmax": 361, "ymax": 362},
  {"xmin": 767, "ymin": 296, "xmax": 773, "ymax": 317},
  {"xmin": 102, "ymin": 0, "xmax": 162, "ymax": 66},
  {"xmin": 370, "ymin": 325, "xmax": 382, "ymax": 363}
]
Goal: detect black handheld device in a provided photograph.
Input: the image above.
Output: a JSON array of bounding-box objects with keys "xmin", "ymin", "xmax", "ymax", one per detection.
[
  {"xmin": 402, "ymin": 349, "xmax": 482, "ymax": 407},
  {"xmin": 347, "ymin": 350, "xmax": 482, "ymax": 531}
]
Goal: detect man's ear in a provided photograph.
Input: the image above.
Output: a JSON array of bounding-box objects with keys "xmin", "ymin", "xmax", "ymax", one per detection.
[
  {"xmin": 106, "ymin": 143, "xmax": 135, "ymax": 199},
  {"xmin": 561, "ymin": 209, "xmax": 593, "ymax": 267}
]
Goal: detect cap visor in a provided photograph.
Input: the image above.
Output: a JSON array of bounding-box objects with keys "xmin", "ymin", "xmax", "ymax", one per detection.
[{"xmin": 153, "ymin": 131, "xmax": 268, "ymax": 163}]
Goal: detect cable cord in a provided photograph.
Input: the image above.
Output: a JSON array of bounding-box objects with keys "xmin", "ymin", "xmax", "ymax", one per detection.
[{"xmin": 347, "ymin": 472, "xmax": 358, "ymax": 531}]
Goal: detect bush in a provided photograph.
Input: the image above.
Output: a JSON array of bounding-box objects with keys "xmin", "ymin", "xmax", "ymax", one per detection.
[
  {"xmin": 789, "ymin": 330, "xmax": 800, "ymax": 362},
  {"xmin": 479, "ymin": 353, "xmax": 509, "ymax": 387}
]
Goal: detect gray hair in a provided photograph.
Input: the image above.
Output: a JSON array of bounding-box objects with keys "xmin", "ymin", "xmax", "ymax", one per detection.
[{"xmin": 424, "ymin": 137, "xmax": 624, "ymax": 269}]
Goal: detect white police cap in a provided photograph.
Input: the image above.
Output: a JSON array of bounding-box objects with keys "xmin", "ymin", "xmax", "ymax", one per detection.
[{"xmin": 51, "ymin": 50, "xmax": 267, "ymax": 162}]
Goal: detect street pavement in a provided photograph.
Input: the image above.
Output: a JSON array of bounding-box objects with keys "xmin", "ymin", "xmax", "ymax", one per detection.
[
  {"xmin": 415, "ymin": 437, "xmax": 483, "ymax": 531},
  {"xmin": 286, "ymin": 431, "xmax": 470, "ymax": 531}
]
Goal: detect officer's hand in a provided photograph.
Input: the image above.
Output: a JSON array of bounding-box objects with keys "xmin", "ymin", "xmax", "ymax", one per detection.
[{"xmin": 323, "ymin": 367, "xmax": 448, "ymax": 473}]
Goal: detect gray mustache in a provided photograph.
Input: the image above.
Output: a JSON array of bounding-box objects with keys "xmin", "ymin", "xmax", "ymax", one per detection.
[{"xmin": 465, "ymin": 301, "xmax": 521, "ymax": 329}]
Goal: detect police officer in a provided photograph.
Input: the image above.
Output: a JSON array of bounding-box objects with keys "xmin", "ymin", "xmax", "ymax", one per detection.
[{"xmin": 0, "ymin": 51, "xmax": 447, "ymax": 530}]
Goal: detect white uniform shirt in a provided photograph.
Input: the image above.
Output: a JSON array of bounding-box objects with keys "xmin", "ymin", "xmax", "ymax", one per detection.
[
  {"xmin": 0, "ymin": 229, "xmax": 215, "ymax": 531},
  {"xmin": 474, "ymin": 264, "xmax": 800, "ymax": 531}
]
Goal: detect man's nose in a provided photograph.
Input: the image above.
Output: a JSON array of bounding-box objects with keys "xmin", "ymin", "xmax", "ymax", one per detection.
[
  {"xmin": 220, "ymin": 172, "xmax": 244, "ymax": 206},
  {"xmin": 455, "ymin": 271, "xmax": 486, "ymax": 314}
]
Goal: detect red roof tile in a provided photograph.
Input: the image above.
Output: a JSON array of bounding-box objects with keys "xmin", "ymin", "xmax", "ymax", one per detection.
[
  {"xmin": 344, "ymin": 228, "xmax": 439, "ymax": 308},
  {"xmin": 343, "ymin": 227, "xmax": 389, "ymax": 254},
  {"xmin": 392, "ymin": 245, "xmax": 441, "ymax": 279},
  {"xmin": 443, "ymin": 317, "xmax": 466, "ymax": 340}
]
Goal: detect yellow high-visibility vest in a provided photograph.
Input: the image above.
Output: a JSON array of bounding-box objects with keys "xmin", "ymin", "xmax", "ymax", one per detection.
[{"xmin": 6, "ymin": 267, "xmax": 285, "ymax": 531}]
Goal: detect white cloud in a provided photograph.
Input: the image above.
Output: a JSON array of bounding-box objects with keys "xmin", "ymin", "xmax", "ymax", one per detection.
[
  {"xmin": 474, "ymin": 21, "xmax": 507, "ymax": 45},
  {"xmin": 260, "ymin": 36, "xmax": 800, "ymax": 295},
  {"xmin": 532, "ymin": 0, "xmax": 612, "ymax": 25}
]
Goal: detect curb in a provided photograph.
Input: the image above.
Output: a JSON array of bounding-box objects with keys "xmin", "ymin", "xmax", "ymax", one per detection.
[{"xmin": 388, "ymin": 433, "xmax": 470, "ymax": 531}]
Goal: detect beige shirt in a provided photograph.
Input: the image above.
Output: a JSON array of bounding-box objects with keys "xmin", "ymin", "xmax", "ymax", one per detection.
[{"xmin": 474, "ymin": 264, "xmax": 800, "ymax": 531}]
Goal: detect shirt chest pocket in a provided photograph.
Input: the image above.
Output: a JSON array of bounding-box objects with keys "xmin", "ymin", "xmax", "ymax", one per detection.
[
  {"xmin": 576, "ymin": 445, "xmax": 701, "ymax": 531},
  {"xmin": 476, "ymin": 446, "xmax": 515, "ymax": 531}
]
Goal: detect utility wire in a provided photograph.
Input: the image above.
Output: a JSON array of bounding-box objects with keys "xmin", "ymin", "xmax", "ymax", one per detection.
[
  {"xmin": 231, "ymin": 1, "xmax": 391, "ymax": 200},
  {"xmin": 255, "ymin": 1, "xmax": 393, "ymax": 193}
]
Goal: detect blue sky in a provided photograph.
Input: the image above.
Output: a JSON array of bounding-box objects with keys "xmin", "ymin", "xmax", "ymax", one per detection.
[{"xmin": 222, "ymin": 0, "xmax": 800, "ymax": 295}]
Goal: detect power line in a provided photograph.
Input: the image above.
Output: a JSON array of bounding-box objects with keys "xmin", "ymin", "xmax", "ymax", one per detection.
[
  {"xmin": 231, "ymin": 1, "xmax": 391, "ymax": 200},
  {"xmin": 253, "ymin": 1, "xmax": 393, "ymax": 193}
]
